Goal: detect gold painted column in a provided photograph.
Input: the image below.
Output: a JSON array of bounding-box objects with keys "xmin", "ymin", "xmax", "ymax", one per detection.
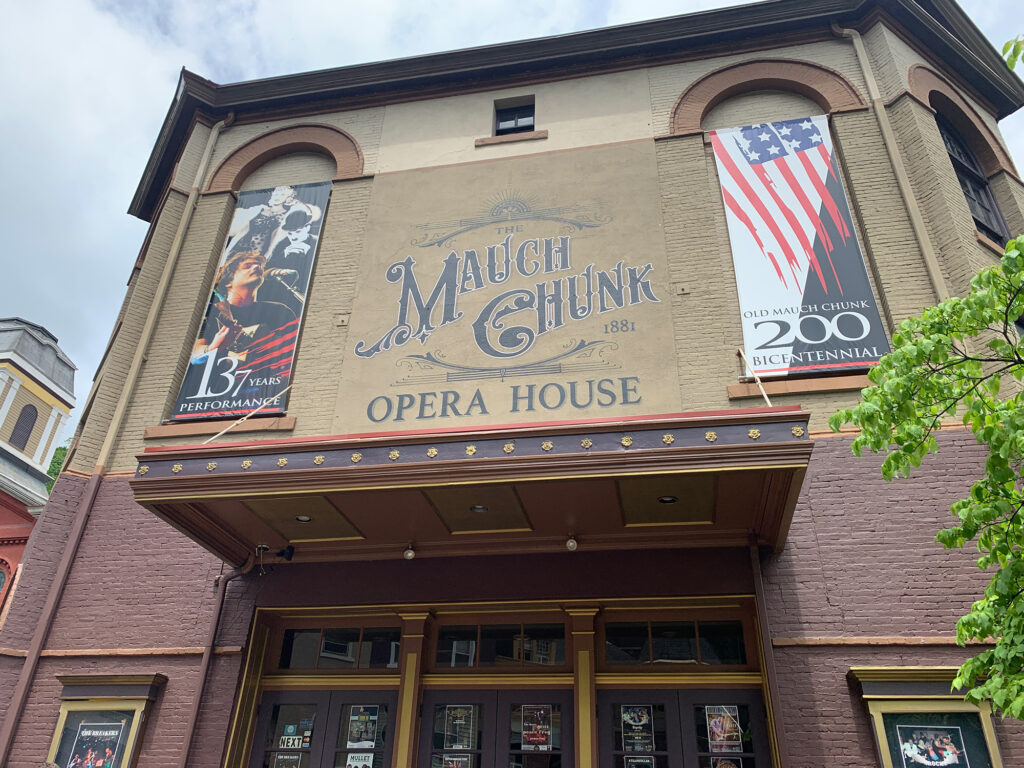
[
  {"xmin": 567, "ymin": 608, "xmax": 599, "ymax": 768},
  {"xmin": 392, "ymin": 611, "xmax": 430, "ymax": 768}
]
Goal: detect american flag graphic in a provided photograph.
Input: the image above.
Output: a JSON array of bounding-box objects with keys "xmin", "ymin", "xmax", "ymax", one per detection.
[{"xmin": 711, "ymin": 114, "xmax": 889, "ymax": 377}]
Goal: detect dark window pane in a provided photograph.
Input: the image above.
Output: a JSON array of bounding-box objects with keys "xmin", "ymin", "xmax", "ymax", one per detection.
[
  {"xmin": 698, "ymin": 621, "xmax": 746, "ymax": 665},
  {"xmin": 280, "ymin": 629, "xmax": 320, "ymax": 669},
  {"xmin": 320, "ymin": 628, "xmax": 361, "ymax": 668},
  {"xmin": 359, "ymin": 627, "xmax": 401, "ymax": 669},
  {"xmin": 650, "ymin": 622, "xmax": 697, "ymax": 664},
  {"xmin": 605, "ymin": 623, "xmax": 649, "ymax": 664},
  {"xmin": 479, "ymin": 625, "xmax": 520, "ymax": 666},
  {"xmin": 495, "ymin": 104, "xmax": 536, "ymax": 135},
  {"xmin": 436, "ymin": 626, "xmax": 478, "ymax": 667},
  {"xmin": 522, "ymin": 624, "xmax": 566, "ymax": 666}
]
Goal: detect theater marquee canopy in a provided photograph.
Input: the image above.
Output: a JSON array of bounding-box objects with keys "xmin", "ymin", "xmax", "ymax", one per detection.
[{"xmin": 129, "ymin": 407, "xmax": 812, "ymax": 567}]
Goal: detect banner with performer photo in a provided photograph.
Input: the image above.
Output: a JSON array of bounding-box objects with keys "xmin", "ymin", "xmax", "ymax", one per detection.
[
  {"xmin": 710, "ymin": 114, "xmax": 889, "ymax": 378},
  {"xmin": 171, "ymin": 181, "xmax": 331, "ymax": 421}
]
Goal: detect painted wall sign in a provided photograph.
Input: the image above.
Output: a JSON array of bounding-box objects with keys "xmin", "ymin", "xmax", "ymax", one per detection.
[
  {"xmin": 171, "ymin": 182, "xmax": 331, "ymax": 421},
  {"xmin": 340, "ymin": 143, "xmax": 680, "ymax": 430},
  {"xmin": 710, "ymin": 114, "xmax": 889, "ymax": 377}
]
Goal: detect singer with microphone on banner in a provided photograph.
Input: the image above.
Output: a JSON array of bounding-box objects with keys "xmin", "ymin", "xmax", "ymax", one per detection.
[
  {"xmin": 172, "ymin": 180, "xmax": 331, "ymax": 421},
  {"xmin": 191, "ymin": 250, "xmax": 297, "ymax": 363}
]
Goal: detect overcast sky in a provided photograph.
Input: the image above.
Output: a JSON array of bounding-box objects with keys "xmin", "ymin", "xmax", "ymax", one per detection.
[{"xmin": 1, "ymin": 0, "xmax": 1021, "ymax": 434}]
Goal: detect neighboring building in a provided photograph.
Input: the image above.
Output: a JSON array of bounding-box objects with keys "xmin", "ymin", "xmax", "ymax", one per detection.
[
  {"xmin": 0, "ymin": 318, "xmax": 74, "ymax": 610},
  {"xmin": 2, "ymin": 1, "xmax": 1024, "ymax": 767}
]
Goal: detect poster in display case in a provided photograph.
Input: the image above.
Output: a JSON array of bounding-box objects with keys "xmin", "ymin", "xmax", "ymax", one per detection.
[
  {"xmin": 621, "ymin": 705, "xmax": 655, "ymax": 752},
  {"xmin": 443, "ymin": 705, "xmax": 477, "ymax": 750},
  {"xmin": 520, "ymin": 704, "xmax": 553, "ymax": 751},
  {"xmin": 346, "ymin": 705, "xmax": 380, "ymax": 749},
  {"xmin": 706, "ymin": 705, "xmax": 742, "ymax": 753},
  {"xmin": 343, "ymin": 752, "xmax": 374, "ymax": 768}
]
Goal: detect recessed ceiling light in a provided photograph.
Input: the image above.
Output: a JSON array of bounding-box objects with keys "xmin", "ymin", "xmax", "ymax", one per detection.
[
  {"xmin": 657, "ymin": 495, "xmax": 678, "ymax": 504},
  {"xmin": 469, "ymin": 504, "xmax": 489, "ymax": 513},
  {"xmin": 295, "ymin": 515, "xmax": 312, "ymax": 522}
]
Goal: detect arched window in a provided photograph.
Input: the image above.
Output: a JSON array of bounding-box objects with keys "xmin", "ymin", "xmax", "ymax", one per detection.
[
  {"xmin": 936, "ymin": 115, "xmax": 1010, "ymax": 245},
  {"xmin": 9, "ymin": 404, "xmax": 37, "ymax": 450}
]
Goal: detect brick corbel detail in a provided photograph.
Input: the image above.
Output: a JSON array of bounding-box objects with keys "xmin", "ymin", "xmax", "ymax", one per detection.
[
  {"xmin": 669, "ymin": 58, "xmax": 866, "ymax": 135},
  {"xmin": 206, "ymin": 124, "xmax": 364, "ymax": 193},
  {"xmin": 907, "ymin": 64, "xmax": 1016, "ymax": 177}
]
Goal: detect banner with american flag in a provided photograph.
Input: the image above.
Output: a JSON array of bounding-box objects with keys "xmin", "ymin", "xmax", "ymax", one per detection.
[
  {"xmin": 171, "ymin": 181, "xmax": 331, "ymax": 421},
  {"xmin": 710, "ymin": 114, "xmax": 889, "ymax": 378}
]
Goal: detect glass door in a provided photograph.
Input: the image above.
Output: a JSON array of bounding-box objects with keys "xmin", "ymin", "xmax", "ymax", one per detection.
[
  {"xmin": 419, "ymin": 690, "xmax": 495, "ymax": 768},
  {"xmin": 498, "ymin": 690, "xmax": 574, "ymax": 768},
  {"xmin": 249, "ymin": 691, "xmax": 330, "ymax": 768},
  {"xmin": 249, "ymin": 690, "xmax": 397, "ymax": 768},
  {"xmin": 418, "ymin": 690, "xmax": 573, "ymax": 768},
  {"xmin": 597, "ymin": 689, "xmax": 770, "ymax": 768}
]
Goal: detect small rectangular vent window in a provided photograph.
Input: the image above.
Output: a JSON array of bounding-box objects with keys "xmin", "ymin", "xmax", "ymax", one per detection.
[{"xmin": 495, "ymin": 99, "xmax": 535, "ymax": 135}]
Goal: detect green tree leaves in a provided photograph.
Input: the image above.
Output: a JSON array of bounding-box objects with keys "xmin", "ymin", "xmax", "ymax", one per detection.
[
  {"xmin": 45, "ymin": 442, "xmax": 68, "ymax": 492},
  {"xmin": 1004, "ymin": 36, "xmax": 1023, "ymax": 71},
  {"xmin": 832, "ymin": 236, "xmax": 1024, "ymax": 716}
]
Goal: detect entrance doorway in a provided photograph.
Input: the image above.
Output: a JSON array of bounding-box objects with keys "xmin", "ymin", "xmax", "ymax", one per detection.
[
  {"xmin": 417, "ymin": 689, "xmax": 574, "ymax": 767},
  {"xmin": 248, "ymin": 690, "xmax": 397, "ymax": 768}
]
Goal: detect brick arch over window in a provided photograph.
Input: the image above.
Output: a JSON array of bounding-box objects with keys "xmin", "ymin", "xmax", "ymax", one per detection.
[
  {"xmin": 670, "ymin": 58, "xmax": 866, "ymax": 135},
  {"xmin": 8, "ymin": 404, "xmax": 37, "ymax": 451},
  {"xmin": 207, "ymin": 124, "xmax": 364, "ymax": 194},
  {"xmin": 908, "ymin": 65, "xmax": 1015, "ymax": 177}
]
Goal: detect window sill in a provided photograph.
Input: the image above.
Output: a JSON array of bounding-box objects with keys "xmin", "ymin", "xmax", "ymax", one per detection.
[
  {"xmin": 474, "ymin": 130, "xmax": 548, "ymax": 147},
  {"xmin": 975, "ymin": 230, "xmax": 1007, "ymax": 256},
  {"xmin": 144, "ymin": 416, "xmax": 296, "ymax": 440},
  {"xmin": 727, "ymin": 374, "xmax": 870, "ymax": 400}
]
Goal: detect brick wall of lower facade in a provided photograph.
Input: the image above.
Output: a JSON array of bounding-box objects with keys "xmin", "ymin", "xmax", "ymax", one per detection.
[{"xmin": 4, "ymin": 429, "xmax": 1024, "ymax": 764}]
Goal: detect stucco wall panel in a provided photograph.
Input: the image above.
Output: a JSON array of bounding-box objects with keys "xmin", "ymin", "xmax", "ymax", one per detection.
[{"xmin": 376, "ymin": 70, "xmax": 654, "ymax": 173}]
